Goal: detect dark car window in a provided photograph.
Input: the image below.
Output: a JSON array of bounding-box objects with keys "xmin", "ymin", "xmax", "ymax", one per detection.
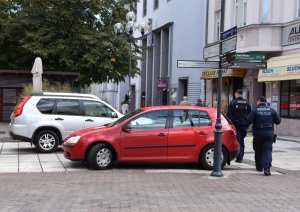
[
  {"xmin": 36, "ymin": 99, "xmax": 55, "ymax": 114},
  {"xmin": 172, "ymin": 110, "xmax": 211, "ymax": 128},
  {"xmin": 128, "ymin": 110, "xmax": 169, "ymax": 130},
  {"xmin": 82, "ymin": 100, "xmax": 114, "ymax": 117},
  {"xmin": 55, "ymin": 99, "xmax": 80, "ymax": 116}
]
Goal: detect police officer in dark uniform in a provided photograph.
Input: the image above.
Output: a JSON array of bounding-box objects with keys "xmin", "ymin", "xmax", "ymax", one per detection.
[
  {"xmin": 247, "ymin": 96, "xmax": 281, "ymax": 176},
  {"xmin": 227, "ymin": 89, "xmax": 251, "ymax": 163}
]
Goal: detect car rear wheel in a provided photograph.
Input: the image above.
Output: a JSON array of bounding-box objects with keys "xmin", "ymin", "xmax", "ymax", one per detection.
[
  {"xmin": 35, "ymin": 130, "xmax": 59, "ymax": 153},
  {"xmin": 200, "ymin": 144, "xmax": 228, "ymax": 170},
  {"xmin": 88, "ymin": 143, "xmax": 114, "ymax": 170}
]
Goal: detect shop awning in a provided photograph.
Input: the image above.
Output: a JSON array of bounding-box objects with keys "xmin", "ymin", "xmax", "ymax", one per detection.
[
  {"xmin": 258, "ymin": 53, "xmax": 300, "ymax": 82},
  {"xmin": 201, "ymin": 69, "xmax": 245, "ymax": 79}
]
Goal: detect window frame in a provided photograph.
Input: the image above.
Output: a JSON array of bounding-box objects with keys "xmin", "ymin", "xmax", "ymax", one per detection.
[
  {"xmin": 242, "ymin": 0, "xmax": 247, "ymax": 26},
  {"xmin": 261, "ymin": 0, "xmax": 271, "ymax": 23},
  {"xmin": 215, "ymin": 10, "xmax": 221, "ymax": 41}
]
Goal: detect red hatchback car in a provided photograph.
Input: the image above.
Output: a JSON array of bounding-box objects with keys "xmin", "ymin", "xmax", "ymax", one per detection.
[{"xmin": 63, "ymin": 106, "xmax": 239, "ymax": 170}]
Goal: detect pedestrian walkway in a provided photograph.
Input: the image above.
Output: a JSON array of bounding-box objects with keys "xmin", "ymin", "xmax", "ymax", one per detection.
[{"xmin": 2, "ymin": 122, "xmax": 300, "ymax": 174}]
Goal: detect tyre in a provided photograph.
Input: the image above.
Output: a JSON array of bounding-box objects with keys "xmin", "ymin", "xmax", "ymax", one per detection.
[
  {"xmin": 199, "ymin": 144, "xmax": 228, "ymax": 170},
  {"xmin": 88, "ymin": 143, "xmax": 114, "ymax": 170},
  {"xmin": 35, "ymin": 130, "xmax": 59, "ymax": 153}
]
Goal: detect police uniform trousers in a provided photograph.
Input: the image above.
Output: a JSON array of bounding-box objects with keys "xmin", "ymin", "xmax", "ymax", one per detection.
[
  {"xmin": 235, "ymin": 125, "xmax": 247, "ymax": 161},
  {"xmin": 253, "ymin": 135, "xmax": 273, "ymax": 171}
]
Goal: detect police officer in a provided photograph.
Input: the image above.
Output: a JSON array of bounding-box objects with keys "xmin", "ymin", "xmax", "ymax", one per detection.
[
  {"xmin": 247, "ymin": 96, "xmax": 281, "ymax": 176},
  {"xmin": 227, "ymin": 89, "xmax": 251, "ymax": 163}
]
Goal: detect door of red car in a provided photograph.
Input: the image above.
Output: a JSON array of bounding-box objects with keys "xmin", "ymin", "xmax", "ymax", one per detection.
[
  {"xmin": 167, "ymin": 109, "xmax": 213, "ymax": 161},
  {"xmin": 119, "ymin": 110, "xmax": 169, "ymax": 161}
]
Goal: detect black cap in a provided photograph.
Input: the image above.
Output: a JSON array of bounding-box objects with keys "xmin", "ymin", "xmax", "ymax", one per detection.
[
  {"xmin": 257, "ymin": 96, "xmax": 267, "ymax": 102},
  {"xmin": 235, "ymin": 89, "xmax": 243, "ymax": 95}
]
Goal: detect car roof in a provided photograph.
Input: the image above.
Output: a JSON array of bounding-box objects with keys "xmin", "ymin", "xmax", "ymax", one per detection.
[
  {"xmin": 31, "ymin": 92, "xmax": 100, "ymax": 100},
  {"xmin": 141, "ymin": 105, "xmax": 216, "ymax": 113}
]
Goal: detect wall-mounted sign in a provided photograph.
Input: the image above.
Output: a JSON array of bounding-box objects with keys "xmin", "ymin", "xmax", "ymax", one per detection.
[
  {"xmin": 282, "ymin": 22, "xmax": 300, "ymax": 46},
  {"xmin": 271, "ymin": 95, "xmax": 278, "ymax": 102}
]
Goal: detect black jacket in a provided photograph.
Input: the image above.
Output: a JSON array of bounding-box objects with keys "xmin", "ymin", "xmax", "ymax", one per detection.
[
  {"xmin": 227, "ymin": 96, "xmax": 251, "ymax": 126},
  {"xmin": 247, "ymin": 103, "xmax": 281, "ymax": 137}
]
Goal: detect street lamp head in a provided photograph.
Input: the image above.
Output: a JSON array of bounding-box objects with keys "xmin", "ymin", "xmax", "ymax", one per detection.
[
  {"xmin": 138, "ymin": 22, "xmax": 149, "ymax": 35},
  {"xmin": 114, "ymin": 23, "xmax": 124, "ymax": 34},
  {"xmin": 126, "ymin": 11, "xmax": 136, "ymax": 22},
  {"xmin": 125, "ymin": 21, "xmax": 136, "ymax": 35}
]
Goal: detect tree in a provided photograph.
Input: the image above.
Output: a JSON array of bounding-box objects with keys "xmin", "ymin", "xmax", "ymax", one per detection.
[{"xmin": 0, "ymin": 0, "xmax": 140, "ymax": 85}]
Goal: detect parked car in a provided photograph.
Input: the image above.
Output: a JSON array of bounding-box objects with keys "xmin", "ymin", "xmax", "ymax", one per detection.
[
  {"xmin": 9, "ymin": 92, "xmax": 123, "ymax": 153},
  {"xmin": 63, "ymin": 106, "xmax": 239, "ymax": 170}
]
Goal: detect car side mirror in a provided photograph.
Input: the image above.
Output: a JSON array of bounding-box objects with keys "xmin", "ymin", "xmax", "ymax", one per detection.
[
  {"xmin": 122, "ymin": 124, "xmax": 132, "ymax": 133},
  {"xmin": 111, "ymin": 112, "xmax": 118, "ymax": 118}
]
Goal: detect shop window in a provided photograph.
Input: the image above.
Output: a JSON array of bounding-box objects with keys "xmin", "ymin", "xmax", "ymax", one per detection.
[{"xmin": 280, "ymin": 80, "xmax": 300, "ymax": 118}]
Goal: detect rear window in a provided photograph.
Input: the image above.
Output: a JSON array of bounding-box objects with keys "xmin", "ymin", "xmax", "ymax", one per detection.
[{"xmin": 36, "ymin": 99, "xmax": 55, "ymax": 114}]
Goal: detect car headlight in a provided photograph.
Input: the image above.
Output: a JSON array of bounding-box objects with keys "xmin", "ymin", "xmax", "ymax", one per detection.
[{"xmin": 66, "ymin": 135, "xmax": 81, "ymax": 144}]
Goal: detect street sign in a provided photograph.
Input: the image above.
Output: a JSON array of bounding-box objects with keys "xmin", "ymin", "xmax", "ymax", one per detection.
[
  {"xmin": 230, "ymin": 61, "xmax": 267, "ymax": 69},
  {"xmin": 221, "ymin": 26, "xmax": 237, "ymax": 40},
  {"xmin": 235, "ymin": 53, "xmax": 266, "ymax": 62},
  {"xmin": 177, "ymin": 60, "xmax": 219, "ymax": 68},
  {"xmin": 221, "ymin": 36, "xmax": 237, "ymax": 55},
  {"xmin": 220, "ymin": 52, "xmax": 235, "ymax": 68},
  {"xmin": 203, "ymin": 42, "xmax": 220, "ymax": 59}
]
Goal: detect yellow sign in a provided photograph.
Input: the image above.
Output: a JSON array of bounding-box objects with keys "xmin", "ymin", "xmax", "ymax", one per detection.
[
  {"xmin": 201, "ymin": 69, "xmax": 245, "ymax": 79},
  {"xmin": 258, "ymin": 53, "xmax": 300, "ymax": 82}
]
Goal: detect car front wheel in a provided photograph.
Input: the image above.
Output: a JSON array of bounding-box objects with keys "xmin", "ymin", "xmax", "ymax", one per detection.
[
  {"xmin": 88, "ymin": 143, "xmax": 114, "ymax": 170},
  {"xmin": 35, "ymin": 130, "xmax": 59, "ymax": 153},
  {"xmin": 200, "ymin": 144, "xmax": 228, "ymax": 170}
]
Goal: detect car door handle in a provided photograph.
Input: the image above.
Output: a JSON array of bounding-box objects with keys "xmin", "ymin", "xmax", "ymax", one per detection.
[
  {"xmin": 55, "ymin": 118, "xmax": 64, "ymax": 121},
  {"xmin": 85, "ymin": 119, "xmax": 94, "ymax": 122},
  {"xmin": 158, "ymin": 133, "xmax": 166, "ymax": 137},
  {"xmin": 198, "ymin": 131, "xmax": 207, "ymax": 135}
]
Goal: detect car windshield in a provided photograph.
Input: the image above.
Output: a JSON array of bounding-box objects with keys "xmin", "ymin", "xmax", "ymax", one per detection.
[{"xmin": 108, "ymin": 109, "xmax": 143, "ymax": 127}]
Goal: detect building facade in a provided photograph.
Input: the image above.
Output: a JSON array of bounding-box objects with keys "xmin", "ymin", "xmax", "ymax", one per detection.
[
  {"xmin": 205, "ymin": 0, "xmax": 300, "ymax": 136},
  {"xmin": 136, "ymin": 0, "xmax": 207, "ymax": 107}
]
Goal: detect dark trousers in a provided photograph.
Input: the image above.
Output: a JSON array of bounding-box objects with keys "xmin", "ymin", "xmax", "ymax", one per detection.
[
  {"xmin": 235, "ymin": 126, "xmax": 247, "ymax": 160},
  {"xmin": 253, "ymin": 135, "xmax": 273, "ymax": 171}
]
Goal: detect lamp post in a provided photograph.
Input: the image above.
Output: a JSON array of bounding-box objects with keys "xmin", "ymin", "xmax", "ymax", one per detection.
[
  {"xmin": 211, "ymin": 0, "xmax": 225, "ymax": 177},
  {"xmin": 114, "ymin": 11, "xmax": 150, "ymax": 112}
]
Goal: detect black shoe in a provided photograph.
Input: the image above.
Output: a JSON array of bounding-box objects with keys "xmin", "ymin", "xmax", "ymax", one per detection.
[
  {"xmin": 235, "ymin": 159, "xmax": 243, "ymax": 163},
  {"xmin": 256, "ymin": 168, "xmax": 263, "ymax": 172},
  {"xmin": 264, "ymin": 170, "xmax": 271, "ymax": 176}
]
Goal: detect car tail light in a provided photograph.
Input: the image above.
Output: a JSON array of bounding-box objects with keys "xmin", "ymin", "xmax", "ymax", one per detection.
[{"xmin": 14, "ymin": 96, "xmax": 31, "ymax": 117}]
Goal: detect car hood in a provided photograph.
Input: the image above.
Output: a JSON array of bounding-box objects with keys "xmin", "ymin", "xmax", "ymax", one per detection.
[{"xmin": 68, "ymin": 125, "xmax": 109, "ymax": 138}]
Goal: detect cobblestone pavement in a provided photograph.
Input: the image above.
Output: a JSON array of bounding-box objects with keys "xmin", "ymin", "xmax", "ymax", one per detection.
[{"xmin": 0, "ymin": 171, "xmax": 300, "ymax": 211}]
